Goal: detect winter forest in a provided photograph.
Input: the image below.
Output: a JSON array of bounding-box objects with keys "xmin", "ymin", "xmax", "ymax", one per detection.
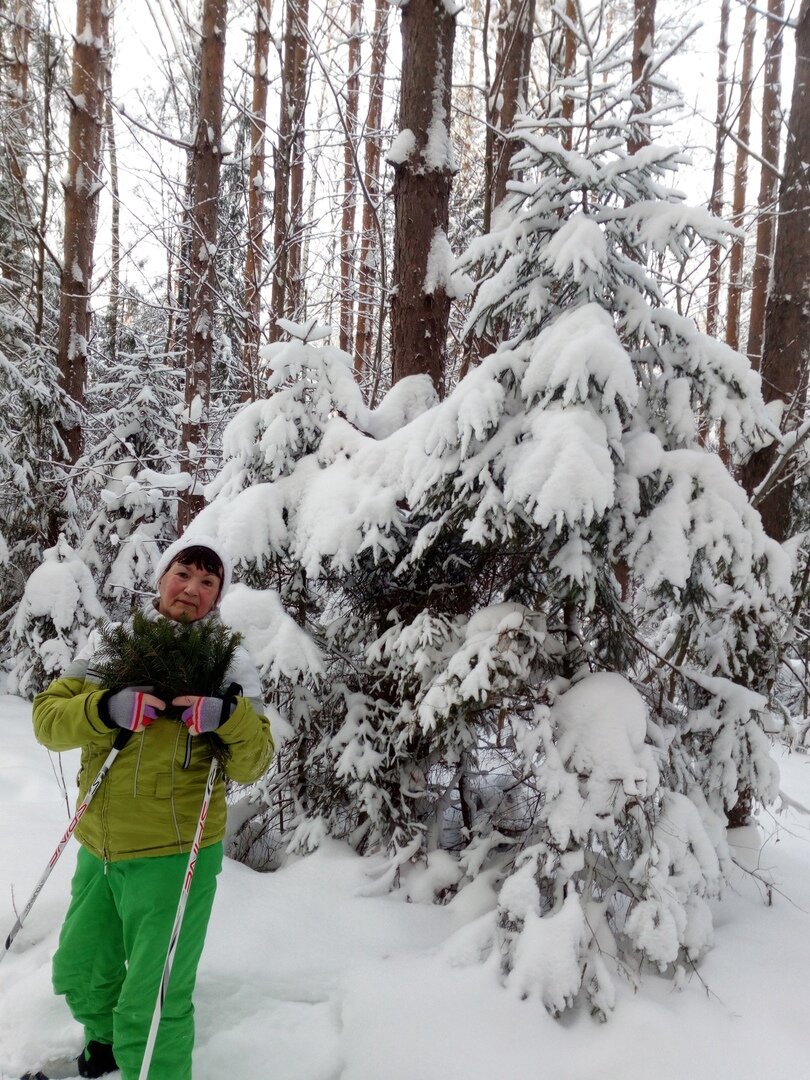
[{"xmin": 1, "ymin": 0, "xmax": 810, "ymax": 1028}]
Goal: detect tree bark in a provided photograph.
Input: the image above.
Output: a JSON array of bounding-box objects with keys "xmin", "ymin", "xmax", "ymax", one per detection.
[
  {"xmin": 463, "ymin": 0, "xmax": 535, "ymax": 373},
  {"xmin": 173, "ymin": 144, "xmax": 197, "ymax": 355},
  {"xmin": 243, "ymin": 0, "xmax": 271, "ymax": 400},
  {"xmin": 627, "ymin": 0, "xmax": 656, "ymax": 155},
  {"xmin": 560, "ymin": 0, "xmax": 577, "ymax": 150},
  {"xmin": 725, "ymin": 1, "xmax": 756, "ymax": 352},
  {"xmin": 739, "ymin": 0, "xmax": 810, "ymax": 543},
  {"xmin": 269, "ymin": 0, "xmax": 308, "ymax": 338},
  {"xmin": 746, "ymin": 0, "xmax": 785, "ymax": 365},
  {"xmin": 178, "ymin": 0, "xmax": 228, "ymax": 531},
  {"xmin": 706, "ymin": 0, "xmax": 730, "ymax": 338},
  {"xmin": 172, "ymin": 33, "xmax": 202, "ymax": 361},
  {"xmin": 1, "ymin": 0, "xmax": 32, "ymax": 281},
  {"xmin": 490, "ymin": 0, "xmax": 536, "ymax": 214},
  {"xmin": 390, "ymin": 0, "xmax": 457, "ymax": 395},
  {"xmin": 481, "ymin": 0, "xmax": 494, "ymax": 233},
  {"xmin": 34, "ymin": 6, "xmax": 56, "ymax": 347},
  {"xmin": 339, "ymin": 0, "xmax": 362, "ymax": 356},
  {"xmin": 56, "ymin": 0, "xmax": 108, "ymax": 468},
  {"xmin": 354, "ymin": 0, "xmax": 389, "ymax": 384},
  {"xmin": 269, "ymin": 3, "xmax": 292, "ymax": 341},
  {"xmin": 299, "ymin": 68, "xmax": 327, "ymax": 310},
  {"xmin": 103, "ymin": 62, "xmax": 121, "ymax": 365},
  {"xmin": 285, "ymin": 0, "xmax": 309, "ymax": 323}
]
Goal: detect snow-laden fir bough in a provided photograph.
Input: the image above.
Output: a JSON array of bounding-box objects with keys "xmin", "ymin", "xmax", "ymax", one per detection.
[{"xmin": 91, "ymin": 610, "xmax": 243, "ymax": 705}]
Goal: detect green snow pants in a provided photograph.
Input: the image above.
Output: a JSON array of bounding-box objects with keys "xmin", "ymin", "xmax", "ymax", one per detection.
[{"xmin": 52, "ymin": 842, "xmax": 223, "ymax": 1080}]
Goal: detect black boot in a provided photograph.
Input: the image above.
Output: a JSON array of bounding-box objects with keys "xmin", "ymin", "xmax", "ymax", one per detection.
[{"xmin": 76, "ymin": 1041, "xmax": 118, "ymax": 1078}]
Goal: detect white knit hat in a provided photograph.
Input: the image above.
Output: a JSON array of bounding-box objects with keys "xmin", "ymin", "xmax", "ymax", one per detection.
[{"xmin": 154, "ymin": 533, "xmax": 233, "ymax": 601}]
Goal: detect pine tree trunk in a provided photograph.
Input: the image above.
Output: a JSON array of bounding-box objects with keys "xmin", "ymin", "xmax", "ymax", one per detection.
[
  {"xmin": 481, "ymin": 0, "xmax": 494, "ymax": 235},
  {"xmin": 165, "ymin": 224, "xmax": 176, "ymax": 358},
  {"xmin": 269, "ymin": 2, "xmax": 292, "ymax": 342},
  {"xmin": 56, "ymin": 0, "xmax": 108, "ymax": 469},
  {"xmin": 172, "ymin": 30, "xmax": 203, "ymax": 361},
  {"xmin": 390, "ymin": 0, "xmax": 457, "ymax": 394},
  {"xmin": 104, "ymin": 63, "xmax": 121, "ymax": 365},
  {"xmin": 269, "ymin": 0, "xmax": 308, "ymax": 338},
  {"xmin": 627, "ymin": 0, "xmax": 656, "ymax": 155},
  {"xmin": 178, "ymin": 0, "xmax": 228, "ymax": 531},
  {"xmin": 725, "ymin": 1, "xmax": 756, "ymax": 352},
  {"xmin": 173, "ymin": 147, "xmax": 197, "ymax": 355},
  {"xmin": 1, "ymin": 0, "xmax": 32, "ymax": 281},
  {"xmin": 285, "ymin": 0, "xmax": 309, "ymax": 323},
  {"xmin": 34, "ymin": 2, "xmax": 56, "ymax": 346},
  {"xmin": 746, "ymin": 0, "xmax": 785, "ymax": 365},
  {"xmin": 339, "ymin": 0, "xmax": 362, "ymax": 356},
  {"xmin": 739, "ymin": 0, "xmax": 810, "ymax": 543},
  {"xmin": 354, "ymin": 0, "xmax": 389, "ymax": 384},
  {"xmin": 706, "ymin": 0, "xmax": 730, "ymax": 338},
  {"xmin": 243, "ymin": 0, "xmax": 271, "ymax": 400},
  {"xmin": 490, "ymin": 0, "xmax": 535, "ymax": 213},
  {"xmin": 464, "ymin": 0, "xmax": 535, "ymax": 372},
  {"xmin": 299, "ymin": 66, "xmax": 329, "ymax": 324},
  {"xmin": 560, "ymin": 0, "xmax": 577, "ymax": 150}
]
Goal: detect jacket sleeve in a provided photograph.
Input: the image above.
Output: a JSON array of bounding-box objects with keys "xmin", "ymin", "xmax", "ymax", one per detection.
[
  {"xmin": 33, "ymin": 675, "xmax": 115, "ymax": 752},
  {"xmin": 216, "ymin": 696, "xmax": 275, "ymax": 784}
]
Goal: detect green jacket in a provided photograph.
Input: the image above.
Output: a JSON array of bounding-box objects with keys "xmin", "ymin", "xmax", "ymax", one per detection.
[{"xmin": 33, "ymin": 617, "xmax": 274, "ymax": 862}]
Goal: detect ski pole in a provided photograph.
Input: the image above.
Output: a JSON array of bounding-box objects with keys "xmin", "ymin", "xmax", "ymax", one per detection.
[
  {"xmin": 138, "ymin": 756, "xmax": 218, "ymax": 1080},
  {"xmin": 1, "ymin": 727, "xmax": 132, "ymax": 964}
]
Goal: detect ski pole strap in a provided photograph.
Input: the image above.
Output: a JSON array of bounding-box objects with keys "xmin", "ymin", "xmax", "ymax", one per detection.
[
  {"xmin": 219, "ymin": 682, "xmax": 242, "ymax": 726},
  {"xmin": 113, "ymin": 728, "xmax": 134, "ymax": 750}
]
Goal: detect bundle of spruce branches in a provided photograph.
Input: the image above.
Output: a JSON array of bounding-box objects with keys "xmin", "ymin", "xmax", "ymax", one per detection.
[{"xmin": 93, "ymin": 611, "xmax": 242, "ymax": 718}]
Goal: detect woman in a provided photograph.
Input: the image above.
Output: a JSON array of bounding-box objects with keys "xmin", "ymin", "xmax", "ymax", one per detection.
[{"xmin": 32, "ymin": 533, "xmax": 274, "ymax": 1080}]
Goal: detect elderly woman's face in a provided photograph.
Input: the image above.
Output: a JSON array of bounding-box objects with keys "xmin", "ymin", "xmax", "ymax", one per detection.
[{"xmin": 158, "ymin": 560, "xmax": 222, "ymax": 621}]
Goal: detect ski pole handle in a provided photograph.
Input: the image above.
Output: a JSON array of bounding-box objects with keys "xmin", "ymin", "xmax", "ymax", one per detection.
[{"xmin": 1, "ymin": 728, "xmax": 132, "ymax": 964}]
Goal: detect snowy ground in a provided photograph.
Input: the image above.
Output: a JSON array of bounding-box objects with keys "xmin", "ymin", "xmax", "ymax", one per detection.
[{"xmin": 2, "ymin": 692, "xmax": 810, "ymax": 1080}]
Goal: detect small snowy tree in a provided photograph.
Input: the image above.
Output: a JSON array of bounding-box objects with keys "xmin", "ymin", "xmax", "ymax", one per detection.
[
  {"xmin": 0, "ymin": 333, "xmax": 79, "ymax": 631},
  {"xmin": 8, "ymin": 535, "xmax": 104, "ymax": 698}
]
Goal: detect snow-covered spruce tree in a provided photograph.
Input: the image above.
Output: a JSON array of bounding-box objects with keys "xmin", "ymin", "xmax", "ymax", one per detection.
[
  {"xmin": 7, "ymin": 534, "xmax": 104, "ymax": 698},
  {"xmin": 0, "ymin": 333, "xmax": 79, "ymax": 636},
  {"xmin": 198, "ymin": 19, "xmax": 790, "ymax": 1016}
]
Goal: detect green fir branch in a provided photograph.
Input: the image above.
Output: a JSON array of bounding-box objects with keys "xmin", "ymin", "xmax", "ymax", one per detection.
[{"xmin": 93, "ymin": 611, "xmax": 242, "ymax": 703}]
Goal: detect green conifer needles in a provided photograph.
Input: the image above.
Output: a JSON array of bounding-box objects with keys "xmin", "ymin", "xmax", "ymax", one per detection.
[{"xmin": 93, "ymin": 612, "xmax": 242, "ymax": 705}]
